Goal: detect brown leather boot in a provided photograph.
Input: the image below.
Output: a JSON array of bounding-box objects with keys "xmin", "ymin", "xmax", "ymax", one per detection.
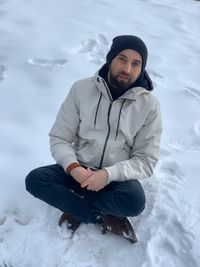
[
  {"xmin": 58, "ymin": 212, "xmax": 80, "ymax": 234},
  {"xmin": 101, "ymin": 215, "xmax": 137, "ymax": 244}
]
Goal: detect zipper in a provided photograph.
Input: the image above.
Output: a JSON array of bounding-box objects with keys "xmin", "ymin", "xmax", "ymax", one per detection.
[
  {"xmin": 99, "ymin": 101, "xmax": 113, "ymax": 169},
  {"xmin": 94, "ymin": 92, "xmax": 103, "ymax": 126},
  {"xmin": 102, "ymin": 79, "xmax": 112, "ymax": 101},
  {"xmin": 115, "ymin": 99, "xmax": 126, "ymax": 140}
]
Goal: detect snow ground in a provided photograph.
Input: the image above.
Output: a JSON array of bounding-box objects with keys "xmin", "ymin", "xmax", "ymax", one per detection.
[{"xmin": 0, "ymin": 0, "xmax": 200, "ymax": 266}]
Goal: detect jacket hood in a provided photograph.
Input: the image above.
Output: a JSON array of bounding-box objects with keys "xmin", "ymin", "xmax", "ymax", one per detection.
[{"xmin": 94, "ymin": 64, "xmax": 153, "ymax": 101}]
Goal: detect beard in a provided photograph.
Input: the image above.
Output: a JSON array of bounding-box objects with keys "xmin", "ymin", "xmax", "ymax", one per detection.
[{"xmin": 108, "ymin": 71, "xmax": 133, "ymax": 90}]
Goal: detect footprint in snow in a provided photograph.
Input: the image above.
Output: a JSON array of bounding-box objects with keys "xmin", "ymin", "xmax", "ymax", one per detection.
[
  {"xmin": 0, "ymin": 214, "xmax": 6, "ymax": 225},
  {"xmin": 193, "ymin": 120, "xmax": 200, "ymax": 137},
  {"xmin": 170, "ymin": 121, "xmax": 200, "ymax": 151},
  {"xmin": 14, "ymin": 213, "xmax": 32, "ymax": 225},
  {"xmin": 158, "ymin": 159, "xmax": 185, "ymax": 179},
  {"xmin": 147, "ymin": 69, "xmax": 164, "ymax": 88},
  {"xmin": 148, "ymin": 69, "xmax": 164, "ymax": 80},
  {"xmin": 77, "ymin": 33, "xmax": 109, "ymax": 65},
  {"xmin": 0, "ymin": 64, "xmax": 7, "ymax": 81},
  {"xmin": 0, "ymin": 209, "xmax": 32, "ymax": 226},
  {"xmin": 59, "ymin": 224, "xmax": 108, "ymax": 267},
  {"xmin": 148, "ymin": 214, "xmax": 197, "ymax": 267},
  {"xmin": 164, "ymin": 216, "xmax": 196, "ymax": 265},
  {"xmin": 28, "ymin": 58, "xmax": 67, "ymax": 67},
  {"xmin": 160, "ymin": 148, "xmax": 171, "ymax": 158},
  {"xmin": 0, "ymin": 261, "xmax": 13, "ymax": 267},
  {"xmin": 181, "ymin": 136, "xmax": 200, "ymax": 151},
  {"xmin": 185, "ymin": 86, "xmax": 200, "ymax": 101},
  {"xmin": 78, "ymin": 39, "xmax": 97, "ymax": 53}
]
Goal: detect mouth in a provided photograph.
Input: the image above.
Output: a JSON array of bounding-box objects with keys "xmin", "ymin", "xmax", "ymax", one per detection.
[
  {"xmin": 117, "ymin": 75, "xmax": 129, "ymax": 81},
  {"xmin": 117, "ymin": 75, "xmax": 129, "ymax": 83}
]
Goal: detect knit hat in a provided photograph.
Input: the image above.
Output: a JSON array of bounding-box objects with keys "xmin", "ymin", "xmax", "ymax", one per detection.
[{"xmin": 106, "ymin": 35, "xmax": 148, "ymax": 71}]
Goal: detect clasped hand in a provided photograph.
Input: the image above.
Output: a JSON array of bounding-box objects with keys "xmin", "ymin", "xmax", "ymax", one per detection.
[{"xmin": 70, "ymin": 166, "xmax": 108, "ymax": 191}]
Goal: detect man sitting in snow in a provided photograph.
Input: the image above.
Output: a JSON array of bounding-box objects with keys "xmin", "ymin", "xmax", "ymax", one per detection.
[{"xmin": 25, "ymin": 35, "xmax": 162, "ymax": 243}]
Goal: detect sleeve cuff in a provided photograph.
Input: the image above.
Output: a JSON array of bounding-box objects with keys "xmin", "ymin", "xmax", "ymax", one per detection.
[
  {"xmin": 104, "ymin": 165, "xmax": 123, "ymax": 183},
  {"xmin": 58, "ymin": 156, "xmax": 78, "ymax": 173}
]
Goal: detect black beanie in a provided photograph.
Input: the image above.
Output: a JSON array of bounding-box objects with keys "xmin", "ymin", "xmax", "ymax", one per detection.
[{"xmin": 106, "ymin": 35, "xmax": 148, "ymax": 71}]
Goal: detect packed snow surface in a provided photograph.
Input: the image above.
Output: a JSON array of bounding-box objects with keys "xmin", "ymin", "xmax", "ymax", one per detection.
[{"xmin": 0, "ymin": 0, "xmax": 200, "ymax": 266}]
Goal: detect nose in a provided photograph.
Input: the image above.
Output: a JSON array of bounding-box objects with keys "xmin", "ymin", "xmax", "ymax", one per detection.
[{"xmin": 122, "ymin": 62, "xmax": 132, "ymax": 73}]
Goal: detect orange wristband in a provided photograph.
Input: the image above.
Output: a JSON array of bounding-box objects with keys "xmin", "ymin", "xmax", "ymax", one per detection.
[{"xmin": 66, "ymin": 162, "xmax": 81, "ymax": 174}]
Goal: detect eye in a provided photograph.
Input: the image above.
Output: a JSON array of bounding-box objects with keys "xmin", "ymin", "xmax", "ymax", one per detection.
[
  {"xmin": 131, "ymin": 62, "xmax": 141, "ymax": 68},
  {"xmin": 117, "ymin": 56, "xmax": 126, "ymax": 62}
]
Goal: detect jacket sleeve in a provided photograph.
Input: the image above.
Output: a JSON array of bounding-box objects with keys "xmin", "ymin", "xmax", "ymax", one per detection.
[
  {"xmin": 49, "ymin": 83, "xmax": 80, "ymax": 171},
  {"xmin": 104, "ymin": 101, "xmax": 162, "ymax": 183}
]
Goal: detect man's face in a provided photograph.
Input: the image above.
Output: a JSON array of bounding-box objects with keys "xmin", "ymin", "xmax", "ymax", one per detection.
[{"xmin": 107, "ymin": 49, "xmax": 142, "ymax": 89}]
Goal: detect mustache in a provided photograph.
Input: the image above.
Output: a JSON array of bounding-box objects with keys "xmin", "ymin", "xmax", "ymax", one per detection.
[{"xmin": 117, "ymin": 71, "xmax": 130, "ymax": 78}]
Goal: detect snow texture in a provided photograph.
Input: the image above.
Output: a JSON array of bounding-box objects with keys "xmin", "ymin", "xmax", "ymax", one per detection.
[{"xmin": 0, "ymin": 0, "xmax": 200, "ymax": 266}]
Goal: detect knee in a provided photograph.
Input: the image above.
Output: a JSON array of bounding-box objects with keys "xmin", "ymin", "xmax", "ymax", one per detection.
[
  {"xmin": 118, "ymin": 181, "xmax": 146, "ymax": 217},
  {"xmin": 131, "ymin": 190, "xmax": 146, "ymax": 216},
  {"xmin": 25, "ymin": 167, "xmax": 43, "ymax": 197},
  {"xmin": 123, "ymin": 192, "xmax": 145, "ymax": 217}
]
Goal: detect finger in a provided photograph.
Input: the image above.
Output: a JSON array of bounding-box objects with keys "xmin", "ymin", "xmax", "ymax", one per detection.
[
  {"xmin": 94, "ymin": 186, "xmax": 103, "ymax": 192},
  {"xmin": 89, "ymin": 185, "xmax": 97, "ymax": 191},
  {"xmin": 87, "ymin": 183, "xmax": 96, "ymax": 191},
  {"xmin": 94, "ymin": 187, "xmax": 99, "ymax": 192},
  {"xmin": 87, "ymin": 184, "xmax": 95, "ymax": 191},
  {"xmin": 81, "ymin": 181, "xmax": 89, "ymax": 188}
]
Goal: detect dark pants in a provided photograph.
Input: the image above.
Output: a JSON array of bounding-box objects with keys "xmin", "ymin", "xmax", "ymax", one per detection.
[{"xmin": 25, "ymin": 164, "xmax": 146, "ymax": 224}]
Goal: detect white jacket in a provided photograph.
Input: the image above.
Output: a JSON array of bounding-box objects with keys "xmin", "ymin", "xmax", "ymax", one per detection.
[{"xmin": 49, "ymin": 70, "xmax": 162, "ymax": 183}]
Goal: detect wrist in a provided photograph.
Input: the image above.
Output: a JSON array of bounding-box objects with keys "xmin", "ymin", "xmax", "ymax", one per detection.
[
  {"xmin": 66, "ymin": 162, "xmax": 81, "ymax": 174},
  {"xmin": 102, "ymin": 169, "xmax": 108, "ymax": 182}
]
